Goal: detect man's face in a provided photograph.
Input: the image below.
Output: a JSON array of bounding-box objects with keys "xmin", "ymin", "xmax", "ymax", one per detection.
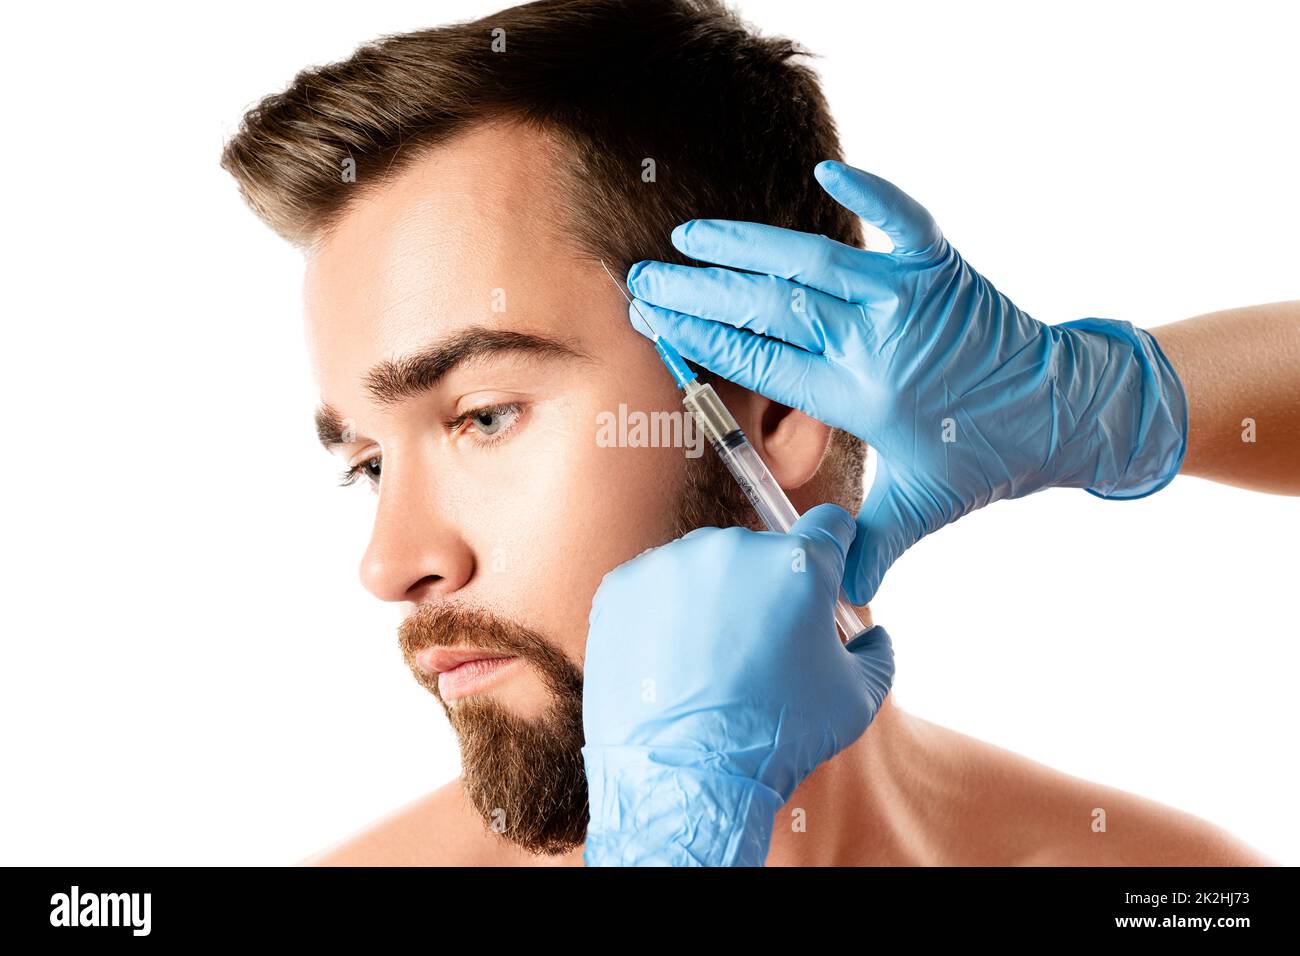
[{"xmin": 303, "ymin": 121, "xmax": 752, "ymax": 854}]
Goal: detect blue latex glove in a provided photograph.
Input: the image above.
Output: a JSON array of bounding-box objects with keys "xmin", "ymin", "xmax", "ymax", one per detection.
[
  {"xmin": 581, "ymin": 503, "xmax": 894, "ymax": 867},
  {"xmin": 625, "ymin": 161, "xmax": 1188, "ymax": 605}
]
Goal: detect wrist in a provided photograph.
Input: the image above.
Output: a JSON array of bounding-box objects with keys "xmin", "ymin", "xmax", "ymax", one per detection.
[
  {"xmin": 581, "ymin": 744, "xmax": 783, "ymax": 867},
  {"xmin": 1054, "ymin": 317, "xmax": 1189, "ymax": 498}
]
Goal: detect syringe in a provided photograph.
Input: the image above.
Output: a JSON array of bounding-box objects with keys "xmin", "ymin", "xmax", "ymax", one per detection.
[{"xmin": 600, "ymin": 260, "xmax": 868, "ymax": 642}]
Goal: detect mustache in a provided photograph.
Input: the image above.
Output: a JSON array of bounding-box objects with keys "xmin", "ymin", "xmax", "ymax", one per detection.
[{"xmin": 397, "ymin": 603, "xmax": 581, "ymax": 701}]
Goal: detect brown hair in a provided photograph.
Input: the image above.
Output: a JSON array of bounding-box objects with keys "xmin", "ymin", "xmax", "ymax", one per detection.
[{"xmin": 221, "ymin": 0, "xmax": 867, "ymax": 508}]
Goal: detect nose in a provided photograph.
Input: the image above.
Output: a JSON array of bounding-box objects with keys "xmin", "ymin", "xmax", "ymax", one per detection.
[{"xmin": 358, "ymin": 464, "xmax": 474, "ymax": 603}]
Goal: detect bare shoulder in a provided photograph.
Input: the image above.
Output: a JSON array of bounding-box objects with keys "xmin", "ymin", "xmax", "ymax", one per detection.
[
  {"xmin": 1020, "ymin": 775, "xmax": 1277, "ymax": 866},
  {"xmin": 910, "ymin": 717, "xmax": 1275, "ymax": 866},
  {"xmin": 296, "ymin": 778, "xmax": 511, "ymax": 866}
]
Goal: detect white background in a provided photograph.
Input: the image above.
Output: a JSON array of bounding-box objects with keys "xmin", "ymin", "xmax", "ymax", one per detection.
[{"xmin": 1, "ymin": 0, "xmax": 1296, "ymax": 865}]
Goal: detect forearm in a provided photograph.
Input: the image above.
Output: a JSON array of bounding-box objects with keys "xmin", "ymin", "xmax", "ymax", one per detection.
[{"xmin": 1150, "ymin": 301, "xmax": 1300, "ymax": 495}]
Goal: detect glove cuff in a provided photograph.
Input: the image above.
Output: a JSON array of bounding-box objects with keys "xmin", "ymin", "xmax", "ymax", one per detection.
[
  {"xmin": 581, "ymin": 744, "xmax": 784, "ymax": 867},
  {"xmin": 1056, "ymin": 317, "xmax": 1189, "ymax": 499}
]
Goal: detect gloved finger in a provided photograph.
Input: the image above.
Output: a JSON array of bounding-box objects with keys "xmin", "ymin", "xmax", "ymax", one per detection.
[
  {"xmin": 669, "ymin": 218, "xmax": 879, "ymax": 303},
  {"xmin": 628, "ymin": 300, "xmax": 846, "ymax": 431},
  {"xmin": 627, "ymin": 260, "xmax": 865, "ymax": 355},
  {"xmin": 788, "ymin": 502, "xmax": 857, "ymax": 593},
  {"xmin": 842, "ymin": 467, "xmax": 923, "ymax": 606},
  {"xmin": 813, "ymin": 161, "xmax": 945, "ymax": 260}
]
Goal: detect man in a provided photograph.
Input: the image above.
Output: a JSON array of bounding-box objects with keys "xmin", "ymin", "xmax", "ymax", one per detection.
[{"xmin": 221, "ymin": 0, "xmax": 1269, "ymax": 865}]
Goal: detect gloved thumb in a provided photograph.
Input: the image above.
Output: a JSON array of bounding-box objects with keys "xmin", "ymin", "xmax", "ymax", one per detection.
[
  {"xmin": 843, "ymin": 623, "xmax": 895, "ymax": 713},
  {"xmin": 813, "ymin": 160, "xmax": 945, "ymax": 260},
  {"xmin": 789, "ymin": 502, "xmax": 857, "ymax": 595}
]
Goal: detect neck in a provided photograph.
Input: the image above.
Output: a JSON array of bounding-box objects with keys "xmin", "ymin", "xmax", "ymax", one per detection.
[
  {"xmin": 761, "ymin": 603, "xmax": 932, "ymax": 865},
  {"xmin": 762, "ymin": 694, "xmax": 936, "ymax": 866}
]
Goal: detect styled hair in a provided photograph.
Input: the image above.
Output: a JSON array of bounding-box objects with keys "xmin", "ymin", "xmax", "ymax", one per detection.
[{"xmin": 221, "ymin": 0, "xmax": 867, "ymax": 508}]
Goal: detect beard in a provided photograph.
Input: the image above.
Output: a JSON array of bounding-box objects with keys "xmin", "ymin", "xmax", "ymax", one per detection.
[{"xmin": 398, "ymin": 442, "xmax": 759, "ymax": 856}]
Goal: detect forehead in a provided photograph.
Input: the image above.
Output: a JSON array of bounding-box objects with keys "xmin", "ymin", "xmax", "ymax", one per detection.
[{"xmin": 302, "ymin": 121, "xmax": 587, "ymax": 379}]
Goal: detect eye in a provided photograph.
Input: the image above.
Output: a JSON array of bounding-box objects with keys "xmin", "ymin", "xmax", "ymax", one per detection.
[
  {"xmin": 451, "ymin": 402, "xmax": 524, "ymax": 444},
  {"xmin": 469, "ymin": 406, "xmax": 509, "ymax": 435},
  {"xmin": 339, "ymin": 455, "xmax": 382, "ymax": 488}
]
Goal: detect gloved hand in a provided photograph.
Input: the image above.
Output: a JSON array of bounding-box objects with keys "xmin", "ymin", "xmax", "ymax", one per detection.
[
  {"xmin": 581, "ymin": 503, "xmax": 894, "ymax": 867},
  {"xmin": 624, "ymin": 160, "xmax": 1188, "ymax": 605}
]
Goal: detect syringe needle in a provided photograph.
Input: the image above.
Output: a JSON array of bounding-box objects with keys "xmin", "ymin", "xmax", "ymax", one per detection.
[{"xmin": 599, "ymin": 258, "xmax": 661, "ymax": 339}]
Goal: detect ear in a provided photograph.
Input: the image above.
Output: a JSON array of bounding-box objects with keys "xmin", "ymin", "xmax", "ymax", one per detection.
[{"xmin": 712, "ymin": 380, "xmax": 831, "ymax": 491}]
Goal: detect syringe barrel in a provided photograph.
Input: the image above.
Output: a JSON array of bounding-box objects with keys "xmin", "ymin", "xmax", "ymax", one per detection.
[
  {"xmin": 715, "ymin": 437, "xmax": 800, "ymax": 532},
  {"xmin": 680, "ymin": 380, "xmax": 740, "ymax": 445}
]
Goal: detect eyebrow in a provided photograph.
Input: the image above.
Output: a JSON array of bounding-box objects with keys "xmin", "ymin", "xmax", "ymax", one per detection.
[{"xmin": 314, "ymin": 326, "xmax": 592, "ymax": 448}]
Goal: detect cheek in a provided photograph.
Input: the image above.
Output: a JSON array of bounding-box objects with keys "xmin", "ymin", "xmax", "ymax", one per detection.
[
  {"xmin": 544, "ymin": 437, "xmax": 690, "ymax": 623},
  {"xmin": 457, "ymin": 392, "xmax": 690, "ymax": 661}
]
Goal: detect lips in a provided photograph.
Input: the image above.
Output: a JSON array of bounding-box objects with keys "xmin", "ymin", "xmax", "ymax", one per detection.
[
  {"xmin": 434, "ymin": 655, "xmax": 520, "ymax": 702},
  {"xmin": 416, "ymin": 646, "xmax": 514, "ymax": 675}
]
